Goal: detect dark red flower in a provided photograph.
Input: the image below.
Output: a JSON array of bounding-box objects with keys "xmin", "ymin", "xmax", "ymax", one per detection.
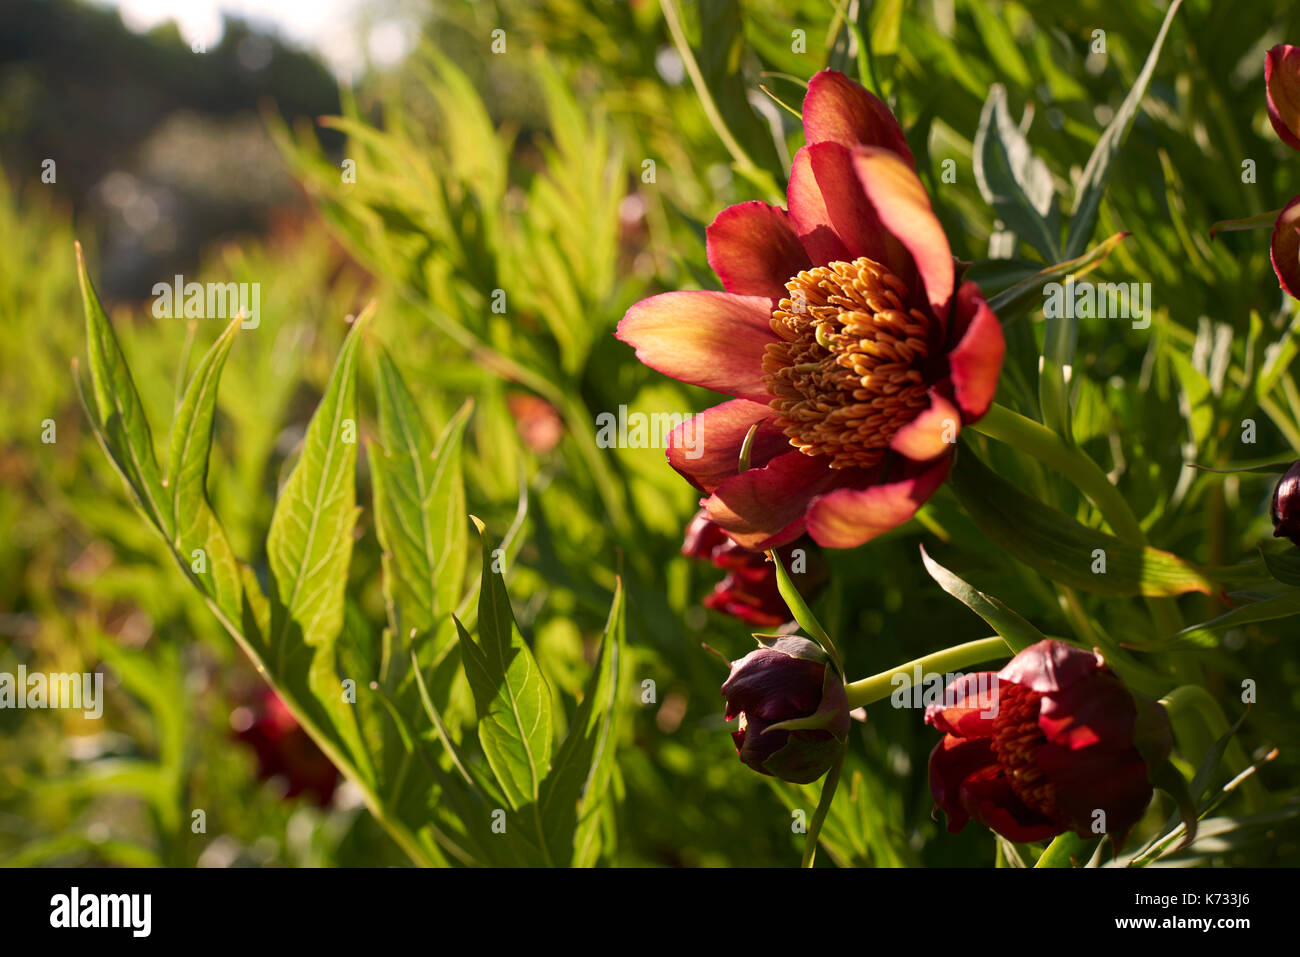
[
  {"xmin": 617, "ymin": 70, "xmax": 1004, "ymax": 549},
  {"xmin": 233, "ymin": 689, "xmax": 340, "ymax": 806},
  {"xmin": 682, "ymin": 510, "xmax": 825, "ymax": 626},
  {"xmin": 1271, "ymin": 459, "xmax": 1300, "ymax": 545},
  {"xmin": 925, "ymin": 640, "xmax": 1171, "ymax": 848},
  {"xmin": 722, "ymin": 635, "xmax": 849, "ymax": 783},
  {"xmin": 1266, "ymin": 45, "xmax": 1300, "ymax": 298}
]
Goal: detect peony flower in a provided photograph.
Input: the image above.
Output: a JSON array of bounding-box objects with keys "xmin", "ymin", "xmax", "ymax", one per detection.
[
  {"xmin": 925, "ymin": 640, "xmax": 1172, "ymax": 849},
  {"xmin": 721, "ymin": 635, "xmax": 850, "ymax": 783},
  {"xmin": 1266, "ymin": 44, "xmax": 1300, "ymax": 298},
  {"xmin": 617, "ymin": 69, "xmax": 1004, "ymax": 549},
  {"xmin": 232, "ymin": 689, "xmax": 340, "ymax": 806},
  {"xmin": 682, "ymin": 509, "xmax": 825, "ymax": 626},
  {"xmin": 1271, "ymin": 459, "xmax": 1300, "ymax": 545}
]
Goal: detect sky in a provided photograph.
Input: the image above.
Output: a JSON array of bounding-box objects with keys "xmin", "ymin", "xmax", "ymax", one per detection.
[{"xmin": 91, "ymin": 0, "xmax": 418, "ymax": 79}]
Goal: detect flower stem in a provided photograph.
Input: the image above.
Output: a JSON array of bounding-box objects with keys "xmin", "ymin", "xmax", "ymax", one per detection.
[{"xmin": 843, "ymin": 637, "xmax": 1011, "ymax": 709}]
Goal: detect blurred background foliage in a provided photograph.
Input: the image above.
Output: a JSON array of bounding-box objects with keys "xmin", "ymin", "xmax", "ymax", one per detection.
[{"xmin": 2, "ymin": 0, "xmax": 1299, "ymax": 866}]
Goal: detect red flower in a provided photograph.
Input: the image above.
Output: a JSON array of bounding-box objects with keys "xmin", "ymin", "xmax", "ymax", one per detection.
[
  {"xmin": 233, "ymin": 690, "xmax": 340, "ymax": 806},
  {"xmin": 617, "ymin": 70, "xmax": 1004, "ymax": 549},
  {"xmin": 925, "ymin": 640, "xmax": 1172, "ymax": 849},
  {"xmin": 722, "ymin": 635, "xmax": 849, "ymax": 783},
  {"xmin": 682, "ymin": 509, "xmax": 825, "ymax": 626},
  {"xmin": 1266, "ymin": 45, "xmax": 1300, "ymax": 298}
]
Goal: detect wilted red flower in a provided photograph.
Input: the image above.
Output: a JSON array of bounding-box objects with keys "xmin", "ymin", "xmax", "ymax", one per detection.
[
  {"xmin": 682, "ymin": 509, "xmax": 825, "ymax": 626},
  {"xmin": 617, "ymin": 70, "xmax": 1004, "ymax": 549},
  {"xmin": 1271, "ymin": 459, "xmax": 1300, "ymax": 545},
  {"xmin": 925, "ymin": 640, "xmax": 1172, "ymax": 849},
  {"xmin": 233, "ymin": 689, "xmax": 340, "ymax": 806},
  {"xmin": 722, "ymin": 635, "xmax": 849, "ymax": 783},
  {"xmin": 1266, "ymin": 45, "xmax": 1300, "ymax": 298}
]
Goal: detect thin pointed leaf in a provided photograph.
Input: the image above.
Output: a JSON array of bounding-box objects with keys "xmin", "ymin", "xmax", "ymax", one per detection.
[{"xmin": 919, "ymin": 545, "xmax": 1045, "ymax": 653}]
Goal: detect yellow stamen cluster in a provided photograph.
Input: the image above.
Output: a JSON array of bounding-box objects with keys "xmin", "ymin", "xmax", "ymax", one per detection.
[
  {"xmin": 991, "ymin": 685, "xmax": 1061, "ymax": 822},
  {"xmin": 764, "ymin": 257, "xmax": 934, "ymax": 470}
]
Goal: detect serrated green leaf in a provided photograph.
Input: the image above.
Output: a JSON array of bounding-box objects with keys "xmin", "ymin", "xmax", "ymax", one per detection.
[
  {"xmin": 950, "ymin": 447, "xmax": 1216, "ymax": 597},
  {"xmin": 266, "ymin": 305, "xmax": 375, "ymax": 784},
  {"xmin": 165, "ymin": 317, "xmax": 243, "ymax": 627},
  {"xmin": 75, "ymin": 243, "xmax": 171, "ymax": 539},
  {"xmin": 540, "ymin": 576, "xmax": 625, "ymax": 867},
  {"xmin": 919, "ymin": 545, "xmax": 1046, "ymax": 653},
  {"xmin": 455, "ymin": 517, "xmax": 554, "ymax": 816},
  {"xmin": 370, "ymin": 348, "xmax": 472, "ymax": 648}
]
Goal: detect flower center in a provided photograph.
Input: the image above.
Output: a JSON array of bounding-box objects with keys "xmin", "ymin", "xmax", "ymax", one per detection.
[
  {"xmin": 990, "ymin": 684, "xmax": 1061, "ymax": 823},
  {"xmin": 763, "ymin": 257, "xmax": 936, "ymax": 470}
]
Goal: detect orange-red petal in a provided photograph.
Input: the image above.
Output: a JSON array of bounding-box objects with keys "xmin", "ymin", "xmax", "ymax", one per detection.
[
  {"xmin": 1266, "ymin": 44, "xmax": 1300, "ymax": 152},
  {"xmin": 705, "ymin": 450, "xmax": 846, "ymax": 550},
  {"xmin": 666, "ymin": 399, "xmax": 788, "ymax": 494},
  {"xmin": 889, "ymin": 389, "xmax": 962, "ymax": 461},
  {"xmin": 945, "ymin": 282, "xmax": 1005, "ymax": 423},
  {"xmin": 1272, "ymin": 195, "xmax": 1300, "ymax": 301},
  {"xmin": 706, "ymin": 201, "xmax": 811, "ymax": 298},
  {"xmin": 804, "ymin": 453, "xmax": 951, "ymax": 548},
  {"xmin": 802, "ymin": 69, "xmax": 914, "ymax": 166},
  {"xmin": 851, "ymin": 146, "xmax": 954, "ymax": 323},
  {"xmin": 616, "ymin": 291, "xmax": 774, "ymax": 402}
]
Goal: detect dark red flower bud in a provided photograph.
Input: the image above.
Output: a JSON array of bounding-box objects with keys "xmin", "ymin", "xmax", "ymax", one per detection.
[
  {"xmin": 925, "ymin": 640, "xmax": 1171, "ymax": 849},
  {"xmin": 722, "ymin": 636, "xmax": 849, "ymax": 783},
  {"xmin": 1271, "ymin": 460, "xmax": 1300, "ymax": 546},
  {"xmin": 683, "ymin": 510, "xmax": 825, "ymax": 627},
  {"xmin": 233, "ymin": 690, "xmax": 340, "ymax": 806}
]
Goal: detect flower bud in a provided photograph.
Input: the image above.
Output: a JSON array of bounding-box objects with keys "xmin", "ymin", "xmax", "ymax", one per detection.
[
  {"xmin": 1271, "ymin": 460, "xmax": 1300, "ymax": 546},
  {"xmin": 721, "ymin": 636, "xmax": 849, "ymax": 783}
]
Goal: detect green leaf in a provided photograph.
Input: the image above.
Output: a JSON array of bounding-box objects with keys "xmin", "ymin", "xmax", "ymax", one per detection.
[
  {"xmin": 768, "ymin": 548, "xmax": 843, "ymax": 673},
  {"xmin": 919, "ymin": 545, "xmax": 1047, "ymax": 653},
  {"xmin": 1261, "ymin": 546, "xmax": 1300, "ymax": 586},
  {"xmin": 984, "ymin": 232, "xmax": 1129, "ymax": 322},
  {"xmin": 75, "ymin": 242, "xmax": 171, "ymax": 539},
  {"xmin": 266, "ymin": 304, "xmax": 375, "ymax": 784},
  {"xmin": 950, "ymin": 447, "xmax": 1217, "ymax": 597},
  {"xmin": 455, "ymin": 517, "xmax": 554, "ymax": 814},
  {"xmin": 370, "ymin": 347, "xmax": 472, "ymax": 645},
  {"xmin": 1035, "ymin": 831, "xmax": 1092, "ymax": 868},
  {"xmin": 1064, "ymin": 0, "xmax": 1183, "ymax": 258},
  {"xmin": 973, "ymin": 84, "xmax": 1060, "ymax": 261},
  {"xmin": 165, "ymin": 317, "xmax": 243, "ymax": 627},
  {"xmin": 540, "ymin": 576, "xmax": 626, "ymax": 867},
  {"xmin": 1161, "ymin": 591, "xmax": 1300, "ymax": 649}
]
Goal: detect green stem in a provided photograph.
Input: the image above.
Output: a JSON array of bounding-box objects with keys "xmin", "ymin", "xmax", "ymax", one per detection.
[
  {"xmin": 969, "ymin": 403, "xmax": 1184, "ymax": 638},
  {"xmin": 970, "ymin": 404, "xmax": 1144, "ymax": 541},
  {"xmin": 801, "ymin": 749, "xmax": 845, "ymax": 868},
  {"xmin": 844, "ymin": 637, "xmax": 1012, "ymax": 709}
]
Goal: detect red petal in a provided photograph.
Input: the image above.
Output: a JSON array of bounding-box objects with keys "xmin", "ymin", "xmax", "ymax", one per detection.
[
  {"xmin": 1266, "ymin": 45, "xmax": 1300, "ymax": 152},
  {"xmin": 925, "ymin": 673, "xmax": 1002, "ymax": 739},
  {"xmin": 944, "ymin": 282, "xmax": 1005, "ymax": 423},
  {"xmin": 616, "ymin": 291, "xmax": 774, "ymax": 401},
  {"xmin": 928, "ymin": 735, "xmax": 998, "ymax": 833},
  {"xmin": 998, "ymin": 640, "xmax": 1103, "ymax": 695},
  {"xmin": 787, "ymin": 143, "xmax": 911, "ymax": 273},
  {"xmin": 852, "ymin": 146, "xmax": 954, "ymax": 324},
  {"xmin": 1038, "ymin": 670, "xmax": 1136, "ymax": 751},
  {"xmin": 706, "ymin": 201, "xmax": 811, "ymax": 298},
  {"xmin": 705, "ymin": 450, "xmax": 847, "ymax": 549},
  {"xmin": 667, "ymin": 400, "xmax": 789, "ymax": 493},
  {"xmin": 802, "ymin": 69, "xmax": 914, "ymax": 166},
  {"xmin": 1035, "ymin": 743, "xmax": 1153, "ymax": 850},
  {"xmin": 959, "ymin": 764, "xmax": 1063, "ymax": 844},
  {"xmin": 804, "ymin": 453, "xmax": 951, "ymax": 548},
  {"xmin": 889, "ymin": 389, "xmax": 962, "ymax": 461},
  {"xmin": 1271, "ymin": 195, "xmax": 1300, "ymax": 301}
]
